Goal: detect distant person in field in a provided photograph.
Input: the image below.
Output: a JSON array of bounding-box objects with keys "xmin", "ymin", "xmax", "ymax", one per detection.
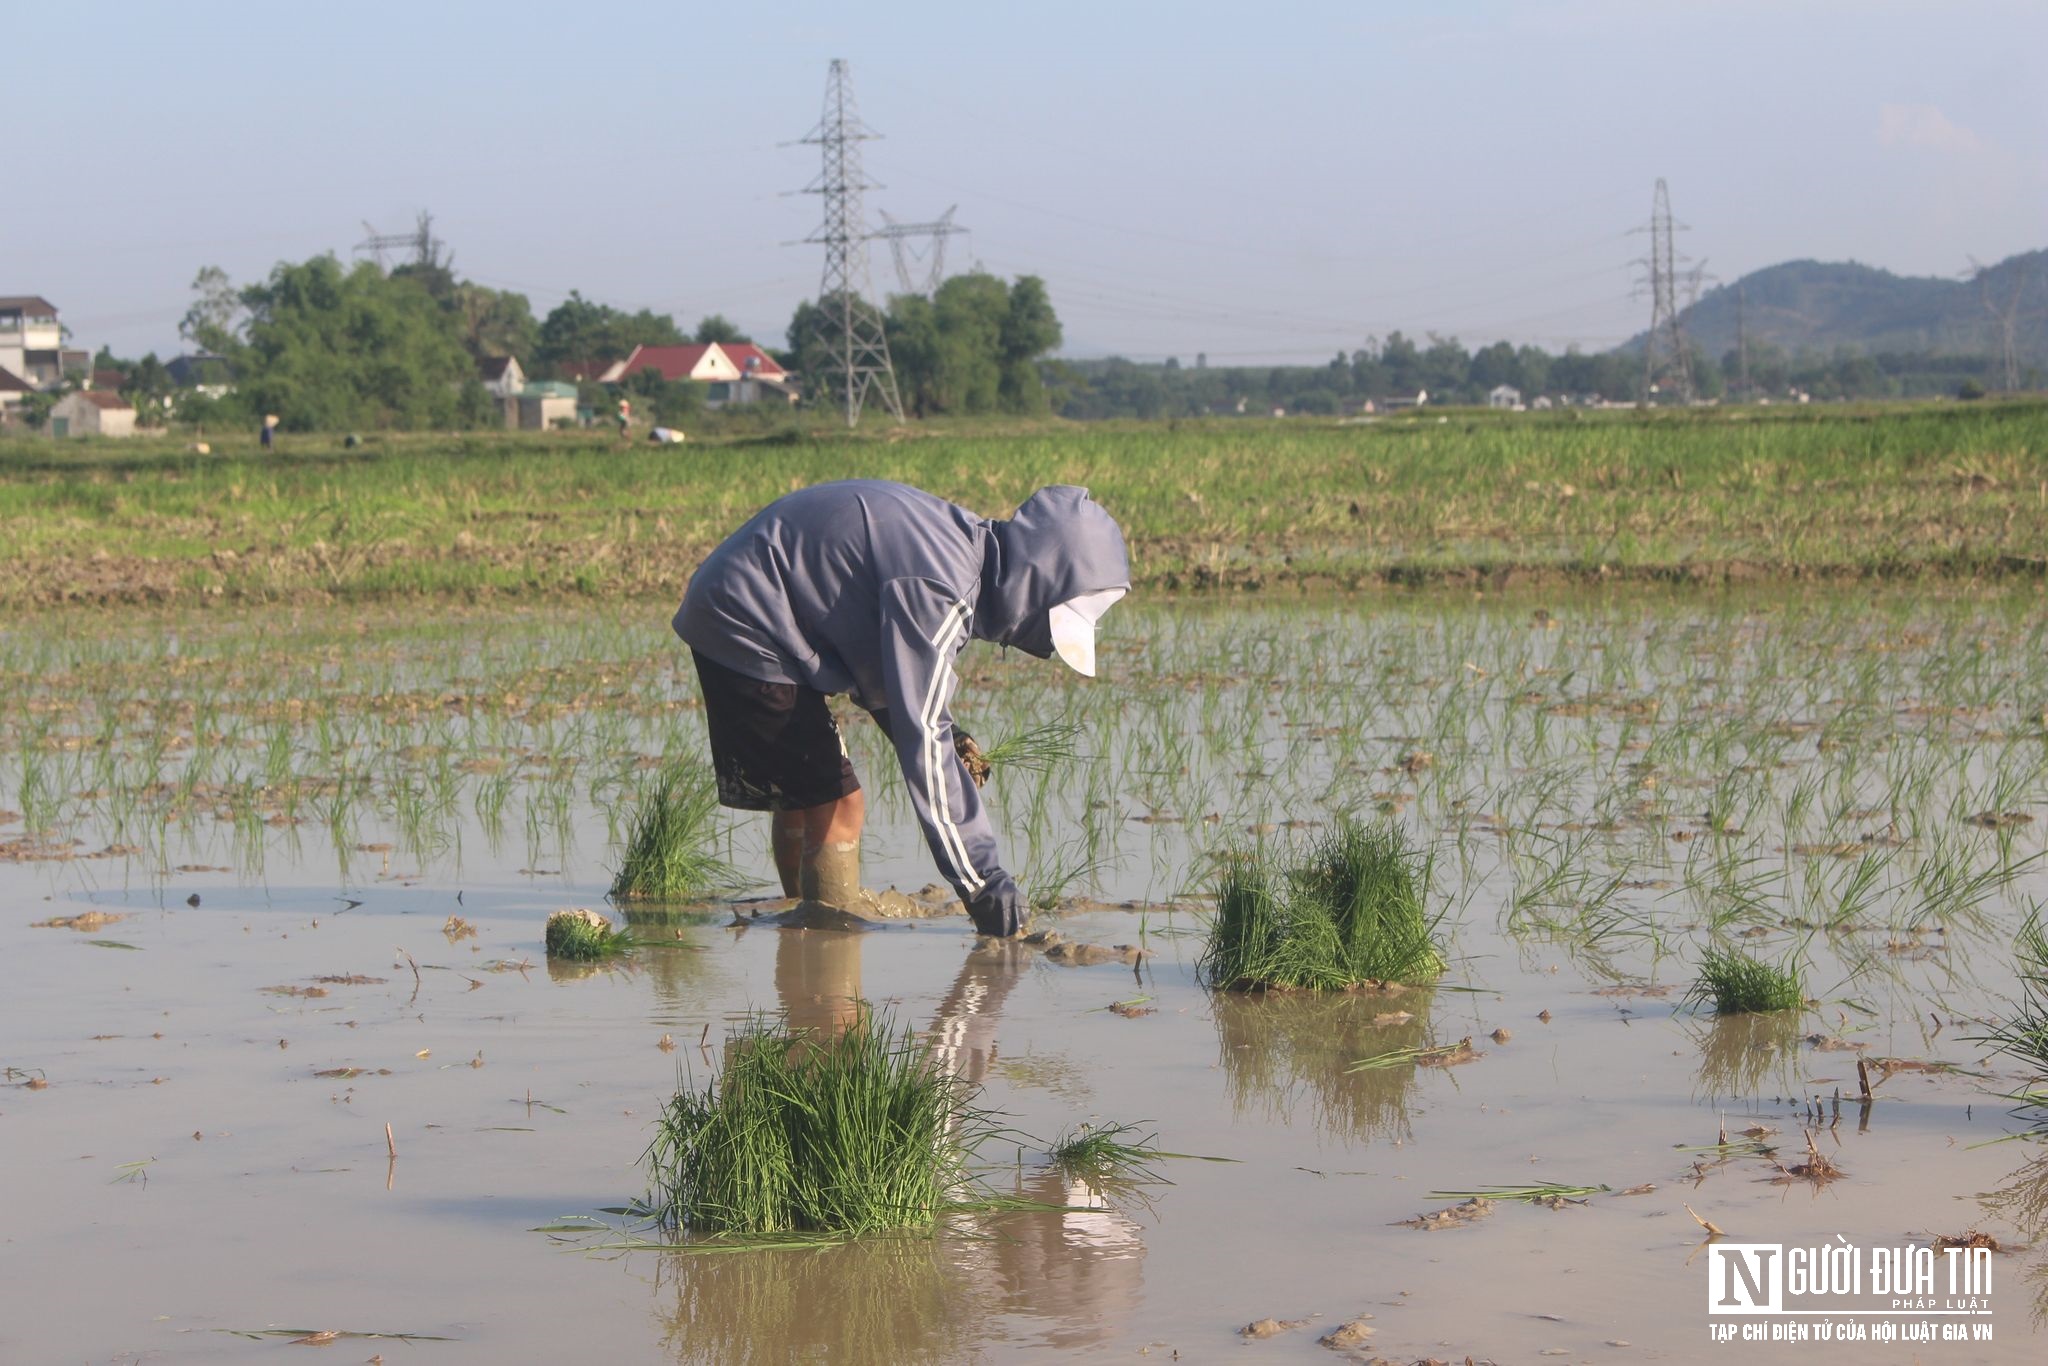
[
  {"xmin": 674, "ymin": 481, "xmax": 1129, "ymax": 937},
  {"xmin": 616, "ymin": 396, "xmax": 632, "ymax": 439},
  {"xmin": 260, "ymin": 414, "xmax": 279, "ymax": 450}
]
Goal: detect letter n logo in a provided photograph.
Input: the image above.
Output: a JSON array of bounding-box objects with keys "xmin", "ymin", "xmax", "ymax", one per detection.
[{"xmin": 1708, "ymin": 1244, "xmax": 1782, "ymax": 1314}]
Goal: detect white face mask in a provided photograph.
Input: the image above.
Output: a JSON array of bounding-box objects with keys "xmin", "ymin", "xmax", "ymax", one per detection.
[{"xmin": 1048, "ymin": 587, "xmax": 1127, "ymax": 677}]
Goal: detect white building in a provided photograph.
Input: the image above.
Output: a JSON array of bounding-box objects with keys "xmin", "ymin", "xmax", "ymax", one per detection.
[
  {"xmin": 48, "ymin": 390, "xmax": 137, "ymax": 438},
  {"xmin": 0, "ymin": 295, "xmax": 86, "ymax": 390},
  {"xmin": 479, "ymin": 355, "xmax": 526, "ymax": 399},
  {"xmin": 1487, "ymin": 384, "xmax": 1523, "ymax": 409}
]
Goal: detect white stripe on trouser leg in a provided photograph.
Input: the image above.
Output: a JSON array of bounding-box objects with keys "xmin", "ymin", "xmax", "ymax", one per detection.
[{"xmin": 920, "ymin": 604, "xmax": 982, "ymax": 895}]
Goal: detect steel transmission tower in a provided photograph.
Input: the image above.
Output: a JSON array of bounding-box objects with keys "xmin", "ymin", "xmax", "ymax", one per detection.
[
  {"xmin": 1968, "ymin": 256, "xmax": 2030, "ymax": 392},
  {"xmin": 875, "ymin": 206, "xmax": 967, "ymax": 297},
  {"xmin": 1633, "ymin": 179, "xmax": 1696, "ymax": 404},
  {"xmin": 799, "ymin": 60, "xmax": 902, "ymax": 426},
  {"xmin": 354, "ymin": 211, "xmax": 443, "ymax": 272}
]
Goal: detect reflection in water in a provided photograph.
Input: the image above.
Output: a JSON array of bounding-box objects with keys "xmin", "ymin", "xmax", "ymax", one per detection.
[
  {"xmin": 1690, "ymin": 1011, "xmax": 1804, "ymax": 1104},
  {"xmin": 540, "ymin": 932, "xmax": 716, "ymax": 1002},
  {"xmin": 622, "ymin": 909, "xmax": 724, "ymax": 1015},
  {"xmin": 1214, "ymin": 990, "xmax": 1432, "ymax": 1145},
  {"xmin": 651, "ymin": 934, "xmax": 1146, "ymax": 1362},
  {"xmin": 772, "ymin": 928, "xmax": 865, "ymax": 1039},
  {"xmin": 652, "ymin": 1235, "xmax": 976, "ymax": 1366},
  {"xmin": 1976, "ymin": 1151, "xmax": 2048, "ymax": 1327},
  {"xmin": 933, "ymin": 940, "xmax": 1146, "ymax": 1351}
]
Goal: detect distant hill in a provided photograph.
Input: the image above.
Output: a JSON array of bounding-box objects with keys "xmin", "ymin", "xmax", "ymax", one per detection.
[{"xmin": 1631, "ymin": 248, "xmax": 2047, "ymax": 362}]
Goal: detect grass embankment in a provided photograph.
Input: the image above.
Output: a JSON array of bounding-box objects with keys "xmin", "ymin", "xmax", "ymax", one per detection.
[{"xmin": 1, "ymin": 402, "xmax": 2043, "ymax": 606}]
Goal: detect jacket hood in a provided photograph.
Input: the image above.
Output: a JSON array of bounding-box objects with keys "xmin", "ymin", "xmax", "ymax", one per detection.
[{"xmin": 976, "ymin": 486, "xmax": 1130, "ymax": 655}]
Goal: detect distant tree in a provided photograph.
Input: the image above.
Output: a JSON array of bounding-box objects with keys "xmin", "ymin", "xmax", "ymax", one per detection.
[
  {"xmin": 997, "ymin": 275, "xmax": 1061, "ymax": 413},
  {"xmin": 1380, "ymin": 332, "xmax": 1422, "ymax": 395},
  {"xmin": 929, "ymin": 273, "xmax": 1007, "ymax": 413},
  {"xmin": 536, "ymin": 291, "xmax": 684, "ymax": 371},
  {"xmin": 453, "ymin": 284, "xmax": 538, "ymax": 362},
  {"xmin": 180, "ymin": 265, "xmax": 245, "ymax": 353},
  {"xmin": 236, "ymin": 254, "xmax": 474, "ymax": 430},
  {"xmin": 1468, "ymin": 340, "xmax": 1521, "ymax": 392},
  {"xmin": 693, "ymin": 314, "xmax": 750, "ymax": 345},
  {"xmin": 127, "ymin": 354, "xmax": 173, "ymax": 409}
]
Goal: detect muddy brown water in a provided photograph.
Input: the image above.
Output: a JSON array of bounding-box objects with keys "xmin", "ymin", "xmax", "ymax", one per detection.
[{"xmin": 4, "ymin": 594, "xmax": 2046, "ymax": 1363}]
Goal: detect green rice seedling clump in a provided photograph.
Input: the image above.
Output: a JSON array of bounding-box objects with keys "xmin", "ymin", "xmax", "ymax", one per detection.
[
  {"xmin": 1047, "ymin": 1121, "xmax": 1163, "ymax": 1185},
  {"xmin": 977, "ymin": 722, "xmax": 1082, "ymax": 777},
  {"xmin": 1689, "ymin": 947, "xmax": 1805, "ymax": 1014},
  {"xmin": 1200, "ymin": 822, "xmax": 1445, "ymax": 992},
  {"xmin": 610, "ymin": 760, "xmax": 735, "ymax": 902},
  {"xmin": 545, "ymin": 908, "xmax": 629, "ymax": 960},
  {"xmin": 1967, "ymin": 908, "xmax": 2048, "ymax": 1102},
  {"xmin": 644, "ymin": 1013, "xmax": 992, "ymax": 1238}
]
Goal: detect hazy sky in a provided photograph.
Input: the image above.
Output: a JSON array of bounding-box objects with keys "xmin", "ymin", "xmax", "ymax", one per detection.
[{"xmin": 12, "ymin": 0, "xmax": 2044, "ymax": 364}]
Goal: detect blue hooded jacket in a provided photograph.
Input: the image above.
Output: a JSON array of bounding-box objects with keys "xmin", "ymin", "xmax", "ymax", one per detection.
[{"xmin": 674, "ymin": 480, "xmax": 1130, "ymax": 930}]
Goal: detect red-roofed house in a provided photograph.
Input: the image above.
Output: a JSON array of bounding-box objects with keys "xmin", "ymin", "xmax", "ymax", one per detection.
[
  {"xmin": 49, "ymin": 389, "xmax": 137, "ymax": 438},
  {"xmin": 615, "ymin": 342, "xmax": 795, "ymax": 408}
]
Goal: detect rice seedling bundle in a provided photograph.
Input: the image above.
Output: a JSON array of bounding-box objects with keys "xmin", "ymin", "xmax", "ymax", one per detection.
[
  {"xmin": 545, "ymin": 908, "xmax": 629, "ymax": 960},
  {"xmin": 610, "ymin": 759, "xmax": 735, "ymax": 902},
  {"xmin": 643, "ymin": 1014, "xmax": 993, "ymax": 1238},
  {"xmin": 1688, "ymin": 947, "xmax": 1805, "ymax": 1014},
  {"xmin": 1201, "ymin": 822, "xmax": 1445, "ymax": 991}
]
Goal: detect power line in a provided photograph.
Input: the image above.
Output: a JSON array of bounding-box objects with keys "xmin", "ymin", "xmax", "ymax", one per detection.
[{"xmin": 797, "ymin": 60, "xmax": 902, "ymax": 427}]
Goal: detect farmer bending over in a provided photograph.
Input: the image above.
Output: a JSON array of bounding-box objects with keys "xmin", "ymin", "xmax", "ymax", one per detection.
[{"xmin": 674, "ymin": 481, "xmax": 1129, "ymax": 938}]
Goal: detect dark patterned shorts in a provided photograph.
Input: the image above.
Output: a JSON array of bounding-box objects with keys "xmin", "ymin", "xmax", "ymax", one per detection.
[{"xmin": 690, "ymin": 650, "xmax": 860, "ymax": 812}]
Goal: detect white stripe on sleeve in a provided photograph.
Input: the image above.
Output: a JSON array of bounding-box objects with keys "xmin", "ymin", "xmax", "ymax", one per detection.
[{"xmin": 919, "ymin": 602, "xmax": 982, "ymax": 894}]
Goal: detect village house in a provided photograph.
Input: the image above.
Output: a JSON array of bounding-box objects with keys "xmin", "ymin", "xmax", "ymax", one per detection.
[
  {"xmin": 0, "ymin": 295, "xmax": 88, "ymax": 391},
  {"xmin": 1487, "ymin": 384, "xmax": 1524, "ymax": 410},
  {"xmin": 48, "ymin": 389, "xmax": 137, "ymax": 438},
  {"xmin": 515, "ymin": 380, "xmax": 578, "ymax": 431},
  {"xmin": 479, "ymin": 355, "xmax": 526, "ymax": 398},
  {"xmin": 0, "ymin": 364, "xmax": 34, "ymax": 414},
  {"xmin": 613, "ymin": 342, "xmax": 797, "ymax": 407}
]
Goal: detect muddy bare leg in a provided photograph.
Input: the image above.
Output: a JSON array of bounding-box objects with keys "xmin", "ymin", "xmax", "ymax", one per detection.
[
  {"xmin": 793, "ymin": 790, "xmax": 865, "ymax": 909},
  {"xmin": 770, "ymin": 812, "xmax": 806, "ymax": 897}
]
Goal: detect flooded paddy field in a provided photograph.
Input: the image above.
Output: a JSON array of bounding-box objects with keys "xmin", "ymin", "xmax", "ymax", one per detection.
[{"xmin": 4, "ymin": 588, "xmax": 2046, "ymax": 1363}]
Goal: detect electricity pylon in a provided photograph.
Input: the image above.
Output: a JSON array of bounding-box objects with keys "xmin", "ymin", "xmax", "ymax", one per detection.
[
  {"xmin": 798, "ymin": 60, "xmax": 902, "ymax": 426},
  {"xmin": 354, "ymin": 211, "xmax": 443, "ymax": 272},
  {"xmin": 875, "ymin": 206, "xmax": 967, "ymax": 297},
  {"xmin": 1633, "ymin": 179, "xmax": 1696, "ymax": 404}
]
